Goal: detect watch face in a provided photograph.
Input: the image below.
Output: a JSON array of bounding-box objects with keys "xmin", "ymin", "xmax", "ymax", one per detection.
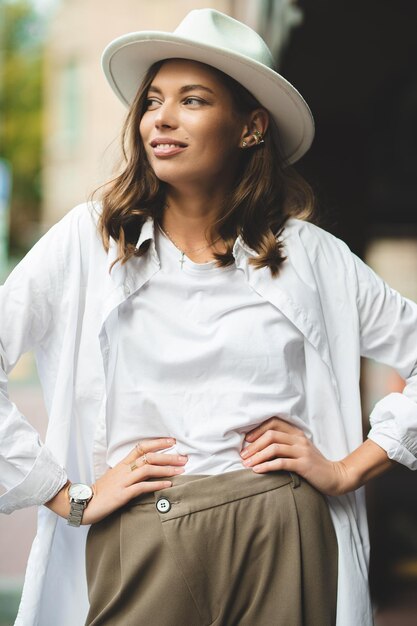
[{"xmin": 69, "ymin": 483, "xmax": 93, "ymax": 501}]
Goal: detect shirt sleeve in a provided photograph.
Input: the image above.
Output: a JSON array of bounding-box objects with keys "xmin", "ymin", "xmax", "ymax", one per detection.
[
  {"xmin": 353, "ymin": 252, "xmax": 417, "ymax": 469},
  {"xmin": 0, "ymin": 211, "xmax": 81, "ymax": 514}
]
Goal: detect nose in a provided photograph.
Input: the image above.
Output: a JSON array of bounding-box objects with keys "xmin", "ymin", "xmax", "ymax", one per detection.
[{"xmin": 154, "ymin": 100, "xmax": 178, "ymax": 130}]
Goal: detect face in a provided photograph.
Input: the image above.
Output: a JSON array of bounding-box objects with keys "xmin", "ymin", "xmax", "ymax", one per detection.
[{"xmin": 139, "ymin": 59, "xmax": 247, "ymax": 190}]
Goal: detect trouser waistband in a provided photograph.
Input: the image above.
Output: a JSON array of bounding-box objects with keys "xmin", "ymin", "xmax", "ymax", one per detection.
[{"xmin": 127, "ymin": 468, "xmax": 300, "ymax": 521}]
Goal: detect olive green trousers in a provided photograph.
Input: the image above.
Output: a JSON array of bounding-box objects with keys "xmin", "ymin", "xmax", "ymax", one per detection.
[{"xmin": 85, "ymin": 469, "xmax": 338, "ymax": 626}]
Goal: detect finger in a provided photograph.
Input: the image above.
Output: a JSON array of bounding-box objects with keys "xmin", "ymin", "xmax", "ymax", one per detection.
[
  {"xmin": 125, "ymin": 480, "xmax": 173, "ymax": 499},
  {"xmin": 241, "ymin": 431, "xmax": 296, "ymax": 459},
  {"xmin": 127, "ymin": 453, "xmax": 187, "ymax": 474},
  {"xmin": 124, "ymin": 438, "xmax": 176, "ymax": 463},
  {"xmin": 251, "ymin": 457, "xmax": 299, "ymax": 474},
  {"xmin": 245, "ymin": 417, "xmax": 302, "ymax": 442},
  {"xmin": 137, "ymin": 438, "xmax": 177, "ymax": 454},
  {"xmin": 242, "ymin": 443, "xmax": 298, "ymax": 467},
  {"xmin": 245, "ymin": 417, "xmax": 287, "ymax": 441},
  {"xmin": 128, "ymin": 463, "xmax": 186, "ymax": 484},
  {"xmin": 140, "ymin": 453, "xmax": 188, "ymax": 467}
]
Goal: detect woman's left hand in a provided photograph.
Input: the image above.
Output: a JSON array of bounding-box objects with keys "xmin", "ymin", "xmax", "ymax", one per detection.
[{"xmin": 240, "ymin": 416, "xmax": 350, "ymax": 496}]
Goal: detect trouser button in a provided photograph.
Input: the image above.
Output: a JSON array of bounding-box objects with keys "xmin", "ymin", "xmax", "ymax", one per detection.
[{"xmin": 156, "ymin": 497, "xmax": 171, "ymax": 513}]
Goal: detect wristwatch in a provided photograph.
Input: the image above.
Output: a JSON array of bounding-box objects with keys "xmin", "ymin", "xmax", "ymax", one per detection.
[{"xmin": 67, "ymin": 483, "xmax": 93, "ymax": 527}]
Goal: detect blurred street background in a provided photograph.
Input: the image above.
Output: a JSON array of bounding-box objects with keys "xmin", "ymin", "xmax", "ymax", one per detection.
[{"xmin": 1, "ymin": 0, "xmax": 417, "ymax": 624}]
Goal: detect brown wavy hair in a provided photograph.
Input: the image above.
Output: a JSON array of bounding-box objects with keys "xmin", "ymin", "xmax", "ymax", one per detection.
[{"xmin": 96, "ymin": 59, "xmax": 317, "ymax": 276}]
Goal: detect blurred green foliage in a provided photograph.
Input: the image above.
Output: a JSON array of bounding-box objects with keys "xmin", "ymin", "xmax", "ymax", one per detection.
[
  {"xmin": 0, "ymin": 587, "xmax": 20, "ymax": 625},
  {"xmin": 0, "ymin": 0, "xmax": 43, "ymax": 255}
]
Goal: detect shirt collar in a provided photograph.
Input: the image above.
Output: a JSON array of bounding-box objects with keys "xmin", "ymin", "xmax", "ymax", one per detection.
[
  {"xmin": 135, "ymin": 216, "xmax": 255, "ymax": 259},
  {"xmin": 135, "ymin": 217, "xmax": 157, "ymax": 250}
]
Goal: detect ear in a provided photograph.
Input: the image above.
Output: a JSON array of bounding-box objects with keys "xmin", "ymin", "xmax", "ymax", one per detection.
[{"xmin": 239, "ymin": 108, "xmax": 269, "ymax": 149}]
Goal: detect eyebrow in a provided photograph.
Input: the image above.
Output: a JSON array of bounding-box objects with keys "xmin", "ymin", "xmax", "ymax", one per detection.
[{"xmin": 147, "ymin": 84, "xmax": 215, "ymax": 95}]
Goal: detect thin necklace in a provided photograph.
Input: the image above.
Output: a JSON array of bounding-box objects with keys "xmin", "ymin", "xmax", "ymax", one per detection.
[{"xmin": 157, "ymin": 221, "xmax": 221, "ymax": 270}]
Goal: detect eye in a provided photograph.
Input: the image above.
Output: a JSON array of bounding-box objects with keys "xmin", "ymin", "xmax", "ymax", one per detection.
[
  {"xmin": 145, "ymin": 98, "xmax": 161, "ymax": 110},
  {"xmin": 183, "ymin": 97, "xmax": 206, "ymax": 106}
]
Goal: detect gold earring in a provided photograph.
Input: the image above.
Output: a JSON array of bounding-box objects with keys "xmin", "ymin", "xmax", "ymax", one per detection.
[{"xmin": 253, "ymin": 129, "xmax": 264, "ymax": 145}]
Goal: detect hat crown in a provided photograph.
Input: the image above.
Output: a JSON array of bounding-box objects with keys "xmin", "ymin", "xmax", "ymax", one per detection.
[{"xmin": 174, "ymin": 9, "xmax": 275, "ymax": 70}]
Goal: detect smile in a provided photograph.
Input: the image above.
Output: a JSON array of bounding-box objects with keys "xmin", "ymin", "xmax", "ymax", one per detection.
[
  {"xmin": 150, "ymin": 140, "xmax": 188, "ymax": 158},
  {"xmin": 155, "ymin": 144, "xmax": 184, "ymax": 150}
]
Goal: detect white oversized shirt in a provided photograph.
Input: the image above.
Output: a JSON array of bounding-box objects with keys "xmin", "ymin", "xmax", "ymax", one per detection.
[
  {"xmin": 0, "ymin": 203, "xmax": 416, "ymax": 626},
  {"xmin": 108, "ymin": 225, "xmax": 307, "ymax": 474}
]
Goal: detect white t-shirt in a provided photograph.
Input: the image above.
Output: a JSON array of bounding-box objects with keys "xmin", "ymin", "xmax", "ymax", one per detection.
[{"xmin": 106, "ymin": 225, "xmax": 307, "ymax": 474}]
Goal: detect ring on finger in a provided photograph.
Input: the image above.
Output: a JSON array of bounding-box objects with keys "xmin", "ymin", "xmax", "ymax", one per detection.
[{"xmin": 130, "ymin": 461, "xmax": 138, "ymax": 472}]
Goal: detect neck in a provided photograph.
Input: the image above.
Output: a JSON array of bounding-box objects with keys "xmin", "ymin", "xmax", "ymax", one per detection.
[{"xmin": 161, "ymin": 186, "xmax": 228, "ymax": 246}]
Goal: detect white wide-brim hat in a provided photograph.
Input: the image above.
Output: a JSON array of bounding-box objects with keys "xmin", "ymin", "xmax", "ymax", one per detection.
[{"xmin": 102, "ymin": 8, "xmax": 314, "ymax": 164}]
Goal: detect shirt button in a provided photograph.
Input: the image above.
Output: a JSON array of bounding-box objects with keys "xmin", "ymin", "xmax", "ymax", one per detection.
[
  {"xmin": 156, "ymin": 497, "xmax": 171, "ymax": 513},
  {"xmin": 124, "ymin": 285, "xmax": 131, "ymax": 296}
]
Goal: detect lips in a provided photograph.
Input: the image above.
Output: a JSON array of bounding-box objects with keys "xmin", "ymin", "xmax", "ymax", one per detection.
[{"xmin": 149, "ymin": 138, "xmax": 188, "ymax": 158}]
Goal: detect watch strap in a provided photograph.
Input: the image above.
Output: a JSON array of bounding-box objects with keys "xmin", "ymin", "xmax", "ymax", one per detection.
[{"xmin": 67, "ymin": 500, "xmax": 88, "ymax": 527}]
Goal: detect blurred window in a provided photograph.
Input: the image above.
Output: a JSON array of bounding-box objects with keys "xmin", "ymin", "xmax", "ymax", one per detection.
[{"xmin": 59, "ymin": 59, "xmax": 82, "ymax": 152}]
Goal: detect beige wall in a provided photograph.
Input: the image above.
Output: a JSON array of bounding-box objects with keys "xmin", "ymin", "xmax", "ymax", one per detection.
[{"xmin": 42, "ymin": 0, "xmax": 247, "ymax": 226}]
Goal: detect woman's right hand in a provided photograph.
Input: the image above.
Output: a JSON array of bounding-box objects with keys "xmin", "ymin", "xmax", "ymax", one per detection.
[
  {"xmin": 82, "ymin": 438, "xmax": 188, "ymax": 525},
  {"xmin": 44, "ymin": 438, "xmax": 188, "ymax": 524}
]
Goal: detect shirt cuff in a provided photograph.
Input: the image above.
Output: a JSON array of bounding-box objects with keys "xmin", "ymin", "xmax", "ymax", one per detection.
[
  {"xmin": 368, "ymin": 392, "xmax": 417, "ymax": 470},
  {"xmin": 0, "ymin": 445, "xmax": 68, "ymax": 514}
]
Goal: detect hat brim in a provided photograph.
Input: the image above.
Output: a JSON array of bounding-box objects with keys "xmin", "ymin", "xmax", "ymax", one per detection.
[{"xmin": 102, "ymin": 31, "xmax": 314, "ymax": 165}]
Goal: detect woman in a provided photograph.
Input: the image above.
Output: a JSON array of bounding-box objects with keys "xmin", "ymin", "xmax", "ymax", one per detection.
[{"xmin": 1, "ymin": 8, "xmax": 417, "ymax": 626}]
